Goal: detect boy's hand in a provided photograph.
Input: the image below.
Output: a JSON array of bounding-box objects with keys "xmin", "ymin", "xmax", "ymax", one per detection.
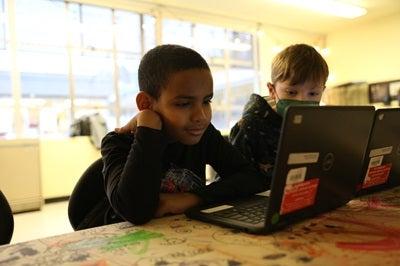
[
  {"xmin": 115, "ymin": 114, "xmax": 138, "ymax": 134},
  {"xmin": 115, "ymin": 110, "xmax": 162, "ymax": 134},
  {"xmin": 137, "ymin": 110, "xmax": 162, "ymax": 130},
  {"xmin": 155, "ymin": 193, "xmax": 202, "ymax": 217}
]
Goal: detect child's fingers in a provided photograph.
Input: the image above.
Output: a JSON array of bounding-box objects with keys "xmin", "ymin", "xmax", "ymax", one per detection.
[{"xmin": 115, "ymin": 125, "xmax": 131, "ymax": 134}]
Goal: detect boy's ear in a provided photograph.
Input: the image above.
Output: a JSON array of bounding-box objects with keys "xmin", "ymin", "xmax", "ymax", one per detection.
[
  {"xmin": 136, "ymin": 91, "xmax": 155, "ymax": 111},
  {"xmin": 267, "ymin": 82, "xmax": 276, "ymax": 99}
]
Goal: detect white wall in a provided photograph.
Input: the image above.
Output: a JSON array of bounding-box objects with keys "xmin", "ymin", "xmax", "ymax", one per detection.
[
  {"xmin": 258, "ymin": 25, "xmax": 325, "ymax": 95},
  {"xmin": 40, "ymin": 137, "xmax": 101, "ymax": 199},
  {"xmin": 327, "ymin": 12, "xmax": 400, "ymax": 86}
]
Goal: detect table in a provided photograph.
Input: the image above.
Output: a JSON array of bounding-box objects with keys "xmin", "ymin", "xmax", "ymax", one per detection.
[{"xmin": 1, "ymin": 187, "xmax": 400, "ymax": 266}]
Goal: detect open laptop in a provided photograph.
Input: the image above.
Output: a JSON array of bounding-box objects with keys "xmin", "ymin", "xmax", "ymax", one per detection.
[
  {"xmin": 356, "ymin": 108, "xmax": 400, "ymax": 196},
  {"xmin": 186, "ymin": 106, "xmax": 375, "ymax": 234}
]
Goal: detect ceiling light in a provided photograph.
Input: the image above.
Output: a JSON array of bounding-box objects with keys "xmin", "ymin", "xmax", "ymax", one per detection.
[{"xmin": 278, "ymin": 0, "xmax": 367, "ymax": 19}]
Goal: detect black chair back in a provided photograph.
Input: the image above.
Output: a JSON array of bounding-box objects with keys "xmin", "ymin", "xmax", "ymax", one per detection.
[
  {"xmin": 68, "ymin": 158, "xmax": 106, "ymax": 230},
  {"xmin": 0, "ymin": 190, "xmax": 14, "ymax": 245}
]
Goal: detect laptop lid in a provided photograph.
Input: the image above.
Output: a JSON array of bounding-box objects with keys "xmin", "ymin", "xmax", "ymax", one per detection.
[
  {"xmin": 186, "ymin": 106, "xmax": 374, "ymax": 234},
  {"xmin": 264, "ymin": 105, "xmax": 374, "ymax": 232},
  {"xmin": 356, "ymin": 108, "xmax": 400, "ymax": 196}
]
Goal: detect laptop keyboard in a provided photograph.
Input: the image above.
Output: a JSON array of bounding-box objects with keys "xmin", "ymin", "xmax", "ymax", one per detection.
[{"xmin": 213, "ymin": 199, "xmax": 269, "ymax": 224}]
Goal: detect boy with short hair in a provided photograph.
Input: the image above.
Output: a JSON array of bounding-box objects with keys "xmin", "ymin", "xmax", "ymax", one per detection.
[
  {"xmin": 230, "ymin": 43, "xmax": 329, "ymax": 185},
  {"xmin": 99, "ymin": 44, "xmax": 267, "ymax": 226}
]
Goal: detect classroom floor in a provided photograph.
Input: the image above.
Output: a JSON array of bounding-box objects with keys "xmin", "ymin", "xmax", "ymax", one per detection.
[{"xmin": 11, "ymin": 201, "xmax": 73, "ymax": 244}]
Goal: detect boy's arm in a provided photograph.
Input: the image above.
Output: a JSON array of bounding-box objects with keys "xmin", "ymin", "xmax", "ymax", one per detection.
[
  {"xmin": 155, "ymin": 193, "xmax": 202, "ymax": 217},
  {"xmin": 192, "ymin": 125, "xmax": 269, "ymax": 205},
  {"xmin": 101, "ymin": 112, "xmax": 167, "ymax": 225},
  {"xmin": 229, "ymin": 119, "xmax": 258, "ymax": 168}
]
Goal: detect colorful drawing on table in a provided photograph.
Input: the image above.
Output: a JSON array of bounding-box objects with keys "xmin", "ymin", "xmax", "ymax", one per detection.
[
  {"xmin": 355, "ymin": 188, "xmax": 400, "ymax": 210},
  {"xmin": 211, "ymin": 229, "xmax": 273, "ymax": 246},
  {"xmin": 102, "ymin": 230, "xmax": 163, "ymax": 252},
  {"xmin": 0, "ymin": 242, "xmax": 91, "ymax": 266},
  {"xmin": 151, "ymin": 258, "xmax": 242, "ymax": 266},
  {"xmin": 0, "ymin": 229, "xmax": 164, "ymax": 266},
  {"xmin": 267, "ymin": 196, "xmax": 400, "ymax": 264},
  {"xmin": 80, "ymin": 259, "xmax": 108, "ymax": 266},
  {"xmin": 159, "ymin": 237, "xmax": 187, "ymax": 246},
  {"xmin": 133, "ymin": 246, "xmax": 224, "ymax": 265},
  {"xmin": 329, "ymin": 217, "xmax": 400, "ymax": 251},
  {"xmin": 334, "ymin": 188, "xmax": 400, "ymax": 219}
]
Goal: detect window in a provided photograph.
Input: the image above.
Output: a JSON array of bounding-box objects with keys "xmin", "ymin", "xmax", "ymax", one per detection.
[
  {"xmin": 3, "ymin": 0, "xmax": 156, "ymax": 138},
  {"xmin": 0, "ymin": 0, "xmax": 5, "ymax": 50},
  {"xmin": 15, "ymin": 0, "xmax": 69, "ymax": 137},
  {"xmin": 114, "ymin": 11, "xmax": 148, "ymax": 126},
  {"xmin": 0, "ymin": 0, "xmax": 12, "ymax": 138},
  {"xmin": 163, "ymin": 19, "xmax": 258, "ymax": 132},
  {"xmin": 3, "ymin": 0, "xmax": 258, "ymax": 138},
  {"xmin": 68, "ymin": 4, "xmax": 115, "ymax": 130}
]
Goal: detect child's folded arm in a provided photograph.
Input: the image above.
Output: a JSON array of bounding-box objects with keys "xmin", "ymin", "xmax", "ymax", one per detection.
[
  {"xmin": 101, "ymin": 127, "xmax": 168, "ymax": 224},
  {"xmin": 193, "ymin": 124, "xmax": 269, "ymax": 205},
  {"xmin": 192, "ymin": 166, "xmax": 268, "ymax": 205}
]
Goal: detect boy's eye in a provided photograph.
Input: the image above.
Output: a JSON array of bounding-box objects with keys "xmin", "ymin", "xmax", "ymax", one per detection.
[
  {"xmin": 204, "ymin": 99, "xmax": 212, "ymax": 105},
  {"xmin": 309, "ymin": 92, "xmax": 320, "ymax": 97},
  {"xmin": 175, "ymin": 102, "xmax": 190, "ymax": 107},
  {"xmin": 287, "ymin": 90, "xmax": 297, "ymax": 96}
]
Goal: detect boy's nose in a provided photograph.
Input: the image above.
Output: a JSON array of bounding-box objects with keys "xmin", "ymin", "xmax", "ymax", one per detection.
[
  {"xmin": 298, "ymin": 92, "xmax": 311, "ymax": 101},
  {"xmin": 192, "ymin": 106, "xmax": 207, "ymax": 122}
]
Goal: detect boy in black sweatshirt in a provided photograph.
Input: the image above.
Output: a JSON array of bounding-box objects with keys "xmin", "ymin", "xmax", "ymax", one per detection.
[
  {"xmin": 98, "ymin": 44, "xmax": 267, "ymax": 226},
  {"xmin": 230, "ymin": 44, "xmax": 329, "ymax": 186}
]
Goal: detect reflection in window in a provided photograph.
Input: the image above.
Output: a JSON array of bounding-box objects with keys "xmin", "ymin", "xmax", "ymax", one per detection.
[
  {"xmin": 0, "ymin": 0, "xmax": 12, "ymax": 138},
  {"xmin": 15, "ymin": 0, "xmax": 69, "ymax": 137},
  {"xmin": 163, "ymin": 20, "xmax": 257, "ymax": 131},
  {"xmin": 114, "ymin": 10, "xmax": 141, "ymax": 53},
  {"xmin": 143, "ymin": 15, "xmax": 156, "ymax": 53},
  {"xmin": 0, "ymin": 0, "xmax": 5, "ymax": 50},
  {"xmin": 163, "ymin": 19, "xmax": 192, "ymax": 47},
  {"xmin": 3, "ymin": 0, "xmax": 156, "ymax": 138},
  {"xmin": 3, "ymin": 0, "xmax": 257, "ymax": 138}
]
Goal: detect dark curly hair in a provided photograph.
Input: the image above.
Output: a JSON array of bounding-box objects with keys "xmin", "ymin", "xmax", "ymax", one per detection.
[{"xmin": 138, "ymin": 44, "xmax": 210, "ymax": 99}]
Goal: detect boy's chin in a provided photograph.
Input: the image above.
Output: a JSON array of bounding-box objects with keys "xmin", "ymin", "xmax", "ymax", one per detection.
[
  {"xmin": 180, "ymin": 139, "xmax": 202, "ymax": 145},
  {"xmin": 178, "ymin": 135, "xmax": 203, "ymax": 145},
  {"xmin": 166, "ymin": 135, "xmax": 202, "ymax": 145}
]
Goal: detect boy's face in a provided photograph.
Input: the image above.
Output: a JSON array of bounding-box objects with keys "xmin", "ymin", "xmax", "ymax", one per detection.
[
  {"xmin": 152, "ymin": 69, "xmax": 213, "ymax": 145},
  {"xmin": 268, "ymin": 79, "xmax": 325, "ymax": 102}
]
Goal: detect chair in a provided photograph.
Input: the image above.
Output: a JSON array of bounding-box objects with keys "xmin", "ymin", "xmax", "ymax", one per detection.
[
  {"xmin": 0, "ymin": 190, "xmax": 14, "ymax": 245},
  {"xmin": 68, "ymin": 158, "xmax": 107, "ymax": 230}
]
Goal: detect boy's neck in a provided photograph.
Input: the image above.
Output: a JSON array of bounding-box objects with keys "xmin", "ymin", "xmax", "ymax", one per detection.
[{"xmin": 263, "ymin": 95, "xmax": 277, "ymax": 111}]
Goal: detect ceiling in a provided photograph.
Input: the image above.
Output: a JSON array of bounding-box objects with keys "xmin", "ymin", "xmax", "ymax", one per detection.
[{"xmin": 144, "ymin": 0, "xmax": 400, "ymax": 34}]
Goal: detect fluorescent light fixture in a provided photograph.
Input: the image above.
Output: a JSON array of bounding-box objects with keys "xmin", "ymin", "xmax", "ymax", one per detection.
[{"xmin": 278, "ymin": 0, "xmax": 367, "ymax": 19}]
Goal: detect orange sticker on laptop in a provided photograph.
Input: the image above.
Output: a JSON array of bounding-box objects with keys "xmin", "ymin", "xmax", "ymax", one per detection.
[
  {"xmin": 362, "ymin": 163, "xmax": 392, "ymax": 189},
  {"xmin": 280, "ymin": 178, "xmax": 319, "ymax": 215}
]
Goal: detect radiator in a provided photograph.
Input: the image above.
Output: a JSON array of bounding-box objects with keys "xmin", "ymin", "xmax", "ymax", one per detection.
[{"xmin": 0, "ymin": 139, "xmax": 43, "ymax": 213}]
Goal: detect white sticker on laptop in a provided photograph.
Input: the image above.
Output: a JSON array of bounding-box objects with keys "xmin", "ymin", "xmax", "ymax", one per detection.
[
  {"xmin": 201, "ymin": 205, "xmax": 233, "ymax": 213},
  {"xmin": 369, "ymin": 146, "xmax": 393, "ymax": 158},
  {"xmin": 293, "ymin": 115, "xmax": 303, "ymax": 124},
  {"xmin": 368, "ymin": 156, "xmax": 383, "ymax": 168},
  {"xmin": 256, "ymin": 190, "xmax": 271, "ymax": 197},
  {"xmin": 287, "ymin": 152, "xmax": 319, "ymax": 165},
  {"xmin": 286, "ymin": 167, "xmax": 307, "ymax": 185}
]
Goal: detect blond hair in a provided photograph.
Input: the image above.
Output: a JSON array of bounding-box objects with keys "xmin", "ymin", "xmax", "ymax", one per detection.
[{"xmin": 271, "ymin": 44, "xmax": 329, "ymax": 85}]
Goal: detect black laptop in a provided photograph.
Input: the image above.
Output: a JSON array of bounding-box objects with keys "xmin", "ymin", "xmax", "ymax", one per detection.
[
  {"xmin": 186, "ymin": 106, "xmax": 375, "ymax": 234},
  {"xmin": 356, "ymin": 108, "xmax": 400, "ymax": 196}
]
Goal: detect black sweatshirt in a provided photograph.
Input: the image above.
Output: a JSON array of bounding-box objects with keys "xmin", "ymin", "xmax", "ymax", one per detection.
[
  {"xmin": 101, "ymin": 123, "xmax": 268, "ymax": 225},
  {"xmin": 229, "ymin": 94, "xmax": 282, "ymax": 186}
]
